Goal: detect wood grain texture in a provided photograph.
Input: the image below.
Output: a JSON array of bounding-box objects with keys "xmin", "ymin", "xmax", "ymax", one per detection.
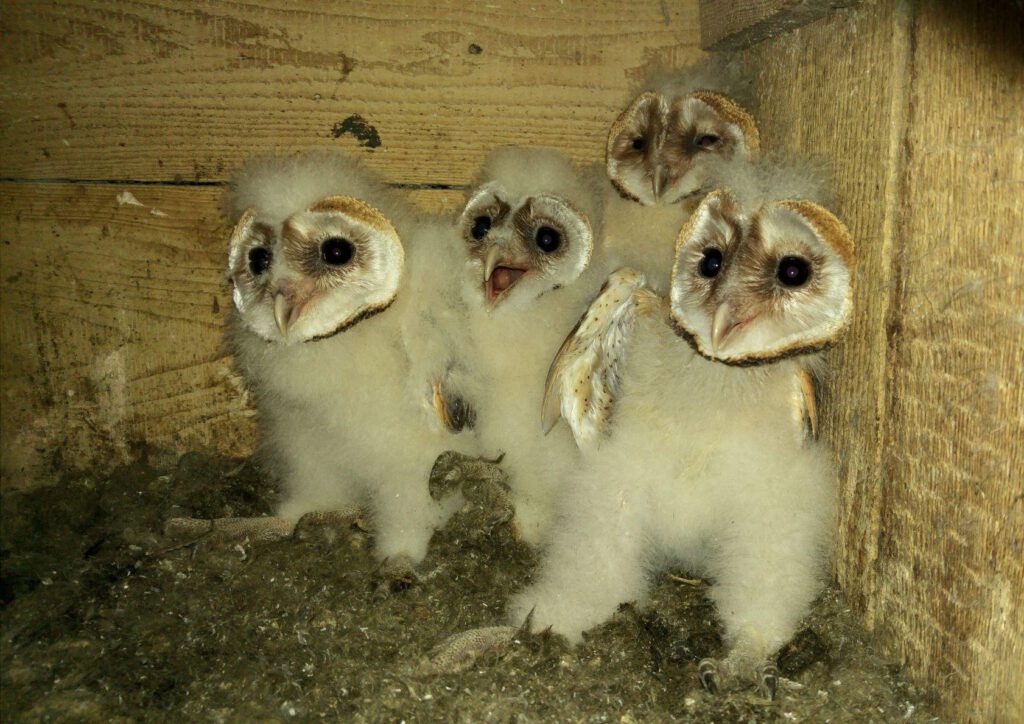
[
  {"xmin": 0, "ymin": 182, "xmax": 464, "ymax": 490},
  {"xmin": 3, "ymin": 0, "xmax": 1019, "ymax": 717},
  {"xmin": 742, "ymin": 1, "xmax": 1023, "ymax": 720},
  {"xmin": 699, "ymin": 0, "xmax": 857, "ymax": 50},
  {"xmin": 0, "ymin": 0, "xmax": 702, "ymax": 488},
  {"xmin": 0, "ymin": 0, "xmax": 700, "ymax": 186},
  {"xmin": 881, "ymin": 3, "xmax": 1024, "ymax": 719},
  {"xmin": 0, "ymin": 184, "xmax": 252, "ymax": 488}
]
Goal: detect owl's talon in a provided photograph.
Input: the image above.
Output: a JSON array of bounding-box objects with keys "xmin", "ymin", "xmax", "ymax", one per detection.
[
  {"xmin": 698, "ymin": 658, "xmax": 720, "ymax": 694},
  {"xmin": 419, "ymin": 625, "xmax": 519, "ymax": 676},
  {"xmin": 698, "ymin": 656, "xmax": 781, "ymax": 700},
  {"xmin": 428, "ymin": 451, "xmax": 516, "ymax": 537},
  {"xmin": 374, "ymin": 555, "xmax": 421, "ymax": 595},
  {"xmin": 293, "ymin": 507, "xmax": 367, "ymax": 539},
  {"xmin": 758, "ymin": 663, "xmax": 780, "ymax": 700},
  {"xmin": 429, "ymin": 451, "xmax": 473, "ymax": 500},
  {"xmin": 162, "ymin": 515, "xmax": 295, "ymax": 545}
]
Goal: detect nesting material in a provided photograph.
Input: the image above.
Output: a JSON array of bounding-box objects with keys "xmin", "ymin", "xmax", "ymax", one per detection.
[{"xmin": 0, "ymin": 452, "xmax": 939, "ymax": 721}]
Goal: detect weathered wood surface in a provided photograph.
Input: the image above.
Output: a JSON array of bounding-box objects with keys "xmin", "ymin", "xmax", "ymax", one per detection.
[
  {"xmin": 0, "ymin": 184, "xmax": 250, "ymax": 484},
  {"xmin": 699, "ymin": 0, "xmax": 858, "ymax": 50},
  {"xmin": 3, "ymin": 0, "xmax": 1021, "ymax": 718},
  {"xmin": 0, "ymin": 0, "xmax": 703, "ymax": 487},
  {"xmin": 0, "ymin": 182, "xmax": 463, "ymax": 487},
  {"xmin": 741, "ymin": 1, "xmax": 1023, "ymax": 720},
  {"xmin": 0, "ymin": 0, "xmax": 699, "ymax": 185},
  {"xmin": 887, "ymin": 3, "xmax": 1023, "ymax": 717}
]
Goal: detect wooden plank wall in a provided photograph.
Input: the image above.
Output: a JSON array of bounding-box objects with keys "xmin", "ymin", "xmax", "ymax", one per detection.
[
  {"xmin": 699, "ymin": 0, "xmax": 858, "ymax": 50},
  {"xmin": 3, "ymin": 1, "xmax": 1021, "ymax": 720},
  {"xmin": 737, "ymin": 1, "xmax": 1024, "ymax": 720},
  {"xmin": 0, "ymin": 0, "xmax": 703, "ymax": 488}
]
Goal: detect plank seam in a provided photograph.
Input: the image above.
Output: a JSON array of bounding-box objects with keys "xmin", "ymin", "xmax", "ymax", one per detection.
[
  {"xmin": 873, "ymin": 0, "xmax": 918, "ymax": 628},
  {"xmin": 0, "ymin": 178, "xmax": 466, "ymax": 191}
]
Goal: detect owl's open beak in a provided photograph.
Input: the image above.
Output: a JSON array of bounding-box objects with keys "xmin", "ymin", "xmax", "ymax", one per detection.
[
  {"xmin": 711, "ymin": 302, "xmax": 754, "ymax": 355},
  {"xmin": 273, "ymin": 291, "xmax": 308, "ymax": 338},
  {"xmin": 483, "ymin": 245, "xmax": 527, "ymax": 306},
  {"xmin": 483, "ymin": 245, "xmax": 503, "ymax": 284}
]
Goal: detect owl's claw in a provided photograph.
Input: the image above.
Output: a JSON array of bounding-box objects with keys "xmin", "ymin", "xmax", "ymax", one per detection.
[
  {"xmin": 418, "ymin": 625, "xmax": 519, "ymax": 675},
  {"xmin": 697, "ymin": 656, "xmax": 780, "ymax": 700},
  {"xmin": 429, "ymin": 451, "xmax": 504, "ymax": 498},
  {"xmin": 698, "ymin": 658, "xmax": 720, "ymax": 694},
  {"xmin": 163, "ymin": 515, "xmax": 296, "ymax": 545},
  {"xmin": 418, "ymin": 608, "xmax": 535, "ymax": 675},
  {"xmin": 758, "ymin": 663, "xmax": 780, "ymax": 700},
  {"xmin": 292, "ymin": 508, "xmax": 367, "ymax": 539},
  {"xmin": 429, "ymin": 451, "xmax": 515, "ymax": 538},
  {"xmin": 374, "ymin": 554, "xmax": 421, "ymax": 596}
]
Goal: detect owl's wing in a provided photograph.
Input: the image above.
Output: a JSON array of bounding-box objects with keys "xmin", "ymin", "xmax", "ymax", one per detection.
[
  {"xmin": 431, "ymin": 375, "xmax": 477, "ymax": 433},
  {"xmin": 541, "ymin": 268, "xmax": 661, "ymax": 447}
]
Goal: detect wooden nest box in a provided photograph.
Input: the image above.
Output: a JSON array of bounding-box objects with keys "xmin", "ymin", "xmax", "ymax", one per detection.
[{"xmin": 0, "ymin": 1, "xmax": 1020, "ymax": 720}]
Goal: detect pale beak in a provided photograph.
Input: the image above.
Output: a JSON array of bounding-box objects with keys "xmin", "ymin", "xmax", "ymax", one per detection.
[
  {"xmin": 651, "ymin": 165, "xmax": 666, "ymax": 199},
  {"xmin": 711, "ymin": 302, "xmax": 745, "ymax": 355},
  {"xmin": 481, "ymin": 243, "xmax": 529, "ymax": 306},
  {"xmin": 483, "ymin": 244, "xmax": 503, "ymax": 283},
  {"xmin": 273, "ymin": 293, "xmax": 292, "ymax": 337},
  {"xmin": 273, "ymin": 292, "xmax": 308, "ymax": 338}
]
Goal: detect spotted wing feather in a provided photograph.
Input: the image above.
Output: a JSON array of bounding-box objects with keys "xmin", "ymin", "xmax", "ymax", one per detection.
[{"xmin": 541, "ymin": 268, "xmax": 659, "ymax": 447}]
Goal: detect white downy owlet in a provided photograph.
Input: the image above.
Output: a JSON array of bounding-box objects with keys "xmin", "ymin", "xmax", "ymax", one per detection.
[
  {"xmin": 169, "ymin": 150, "xmax": 476, "ymax": 569},
  {"xmin": 513, "ymin": 157, "xmax": 854, "ymax": 697},
  {"xmin": 602, "ymin": 59, "xmax": 760, "ymax": 294},
  {"xmin": 455, "ymin": 146, "xmax": 608, "ymax": 547}
]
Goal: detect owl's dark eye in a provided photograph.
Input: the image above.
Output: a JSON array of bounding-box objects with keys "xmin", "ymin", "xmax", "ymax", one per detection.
[
  {"xmin": 471, "ymin": 215, "xmax": 491, "ymax": 241},
  {"xmin": 694, "ymin": 133, "xmax": 720, "ymax": 150},
  {"xmin": 632, "ymin": 137, "xmax": 646, "ymax": 151},
  {"xmin": 248, "ymin": 247, "xmax": 271, "ymax": 276},
  {"xmin": 777, "ymin": 256, "xmax": 811, "ymax": 287},
  {"xmin": 535, "ymin": 226, "xmax": 562, "ymax": 253},
  {"xmin": 321, "ymin": 237, "xmax": 354, "ymax": 266},
  {"xmin": 698, "ymin": 247, "xmax": 723, "ymax": 278}
]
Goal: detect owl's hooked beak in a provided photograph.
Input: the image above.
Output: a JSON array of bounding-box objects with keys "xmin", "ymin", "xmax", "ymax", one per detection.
[
  {"xmin": 272, "ymin": 290, "xmax": 309, "ymax": 338},
  {"xmin": 651, "ymin": 165, "xmax": 667, "ymax": 199},
  {"xmin": 711, "ymin": 302, "xmax": 755, "ymax": 355},
  {"xmin": 483, "ymin": 245, "xmax": 503, "ymax": 284},
  {"xmin": 483, "ymin": 244, "xmax": 527, "ymax": 306}
]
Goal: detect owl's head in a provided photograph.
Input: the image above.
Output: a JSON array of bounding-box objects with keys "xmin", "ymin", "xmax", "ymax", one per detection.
[
  {"xmin": 670, "ymin": 189, "xmax": 855, "ymax": 364},
  {"xmin": 459, "ymin": 147, "xmax": 599, "ymax": 312},
  {"xmin": 607, "ymin": 89, "xmax": 759, "ymax": 207},
  {"xmin": 228, "ymin": 195, "xmax": 404, "ymax": 344}
]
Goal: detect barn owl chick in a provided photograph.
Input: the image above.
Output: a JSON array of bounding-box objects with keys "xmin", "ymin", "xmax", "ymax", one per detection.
[
  {"xmin": 456, "ymin": 147, "xmax": 608, "ymax": 546},
  {"xmin": 602, "ymin": 58, "xmax": 760, "ymax": 293},
  {"xmin": 171, "ymin": 151, "xmax": 476, "ymax": 567},
  {"xmin": 511, "ymin": 163, "xmax": 854, "ymax": 697}
]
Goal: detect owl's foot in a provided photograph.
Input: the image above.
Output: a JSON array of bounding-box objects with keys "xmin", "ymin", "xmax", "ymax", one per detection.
[
  {"xmin": 429, "ymin": 451, "xmax": 515, "ymax": 538},
  {"xmin": 163, "ymin": 515, "xmax": 296, "ymax": 545},
  {"xmin": 163, "ymin": 507, "xmax": 365, "ymax": 547},
  {"xmin": 293, "ymin": 508, "xmax": 368, "ymax": 538},
  {"xmin": 418, "ymin": 609, "xmax": 535, "ymax": 675},
  {"xmin": 428, "ymin": 451, "xmax": 505, "ymax": 498},
  {"xmin": 698, "ymin": 657, "xmax": 780, "ymax": 700},
  {"xmin": 461, "ymin": 482, "xmax": 516, "ymax": 537},
  {"xmin": 418, "ymin": 626, "xmax": 518, "ymax": 675},
  {"xmin": 374, "ymin": 554, "xmax": 421, "ymax": 595}
]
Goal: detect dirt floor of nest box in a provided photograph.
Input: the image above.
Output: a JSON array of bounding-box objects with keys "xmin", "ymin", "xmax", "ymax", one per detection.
[{"xmin": 1, "ymin": 1, "xmax": 1021, "ymax": 721}]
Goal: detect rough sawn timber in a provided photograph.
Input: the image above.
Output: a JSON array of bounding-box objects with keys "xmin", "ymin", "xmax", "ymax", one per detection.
[{"xmin": 740, "ymin": 1, "xmax": 1024, "ymax": 720}]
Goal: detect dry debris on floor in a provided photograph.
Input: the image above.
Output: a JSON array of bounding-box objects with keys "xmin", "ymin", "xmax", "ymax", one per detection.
[{"xmin": 1, "ymin": 450, "xmax": 940, "ymax": 721}]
